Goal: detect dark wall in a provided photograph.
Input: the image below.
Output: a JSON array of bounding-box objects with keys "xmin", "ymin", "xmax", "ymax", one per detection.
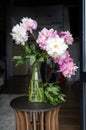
[{"xmin": 69, "ymin": 7, "xmax": 80, "ymax": 38}]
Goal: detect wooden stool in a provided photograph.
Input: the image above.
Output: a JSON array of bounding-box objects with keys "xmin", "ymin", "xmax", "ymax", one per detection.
[{"xmin": 10, "ymin": 96, "xmax": 60, "ymax": 130}]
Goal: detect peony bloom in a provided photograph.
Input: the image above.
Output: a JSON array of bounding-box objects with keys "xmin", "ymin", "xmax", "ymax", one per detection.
[
  {"xmin": 58, "ymin": 31, "xmax": 73, "ymax": 45},
  {"xmin": 20, "ymin": 17, "xmax": 37, "ymax": 33},
  {"xmin": 36, "ymin": 28, "xmax": 57, "ymax": 50},
  {"xmin": 53, "ymin": 51, "xmax": 73, "ymax": 65},
  {"xmin": 11, "ymin": 24, "xmax": 28, "ymax": 45},
  {"xmin": 59, "ymin": 61, "xmax": 78, "ymax": 78},
  {"xmin": 53, "ymin": 51, "xmax": 78, "ymax": 78},
  {"xmin": 45, "ymin": 37, "xmax": 68, "ymax": 58}
]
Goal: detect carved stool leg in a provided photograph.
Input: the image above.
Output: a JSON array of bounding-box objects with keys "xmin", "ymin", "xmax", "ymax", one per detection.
[
  {"xmin": 51, "ymin": 109, "xmax": 57, "ymax": 130},
  {"xmin": 13, "ymin": 109, "xmax": 20, "ymax": 130},
  {"xmin": 40, "ymin": 112, "xmax": 44, "ymax": 130},
  {"xmin": 13, "ymin": 109, "xmax": 31, "ymax": 130},
  {"xmin": 32, "ymin": 112, "xmax": 36, "ymax": 130},
  {"xmin": 55, "ymin": 108, "xmax": 60, "ymax": 130},
  {"xmin": 15, "ymin": 110, "xmax": 26, "ymax": 130},
  {"xmin": 24, "ymin": 112, "xmax": 31, "ymax": 130},
  {"xmin": 45, "ymin": 108, "xmax": 60, "ymax": 130},
  {"xmin": 45, "ymin": 111, "xmax": 51, "ymax": 130}
]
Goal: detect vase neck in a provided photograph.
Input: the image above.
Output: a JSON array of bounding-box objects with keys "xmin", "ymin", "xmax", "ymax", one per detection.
[{"xmin": 31, "ymin": 63, "xmax": 42, "ymax": 82}]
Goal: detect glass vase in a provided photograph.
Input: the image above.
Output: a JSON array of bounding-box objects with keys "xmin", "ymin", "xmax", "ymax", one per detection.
[{"xmin": 29, "ymin": 62, "xmax": 44, "ymax": 102}]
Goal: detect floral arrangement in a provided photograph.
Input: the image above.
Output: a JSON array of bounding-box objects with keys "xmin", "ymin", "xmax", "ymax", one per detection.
[{"xmin": 10, "ymin": 17, "xmax": 78, "ymax": 105}]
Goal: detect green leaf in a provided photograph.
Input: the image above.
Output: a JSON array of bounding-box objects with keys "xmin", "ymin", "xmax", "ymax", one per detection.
[
  {"xmin": 12, "ymin": 56, "xmax": 23, "ymax": 60},
  {"xmin": 24, "ymin": 44, "xmax": 31, "ymax": 54},
  {"xmin": 15, "ymin": 60, "xmax": 24, "ymax": 66},
  {"xmin": 37, "ymin": 57, "xmax": 44, "ymax": 63},
  {"xmin": 29, "ymin": 56, "xmax": 36, "ymax": 65},
  {"xmin": 25, "ymin": 55, "xmax": 30, "ymax": 59},
  {"xmin": 45, "ymin": 90, "xmax": 49, "ymax": 96},
  {"xmin": 12, "ymin": 56, "xmax": 25, "ymax": 66},
  {"xmin": 48, "ymin": 95, "xmax": 53, "ymax": 103},
  {"xmin": 30, "ymin": 44, "xmax": 35, "ymax": 51}
]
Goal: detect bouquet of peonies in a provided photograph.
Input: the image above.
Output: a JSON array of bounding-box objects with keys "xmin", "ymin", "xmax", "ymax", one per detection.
[{"xmin": 10, "ymin": 17, "xmax": 78, "ymax": 105}]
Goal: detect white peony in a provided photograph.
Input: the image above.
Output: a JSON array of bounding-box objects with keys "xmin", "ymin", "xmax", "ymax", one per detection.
[
  {"xmin": 11, "ymin": 24, "xmax": 28, "ymax": 45},
  {"xmin": 46, "ymin": 37, "xmax": 68, "ymax": 58}
]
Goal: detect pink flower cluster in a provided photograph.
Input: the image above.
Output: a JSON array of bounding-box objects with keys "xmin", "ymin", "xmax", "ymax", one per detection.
[
  {"xmin": 11, "ymin": 17, "xmax": 78, "ymax": 78},
  {"xmin": 11, "ymin": 17, "xmax": 37, "ymax": 45},
  {"xmin": 53, "ymin": 51, "xmax": 78, "ymax": 78},
  {"xmin": 37, "ymin": 29, "xmax": 74, "ymax": 50},
  {"xmin": 36, "ymin": 27, "xmax": 78, "ymax": 78},
  {"xmin": 36, "ymin": 28, "xmax": 57, "ymax": 50}
]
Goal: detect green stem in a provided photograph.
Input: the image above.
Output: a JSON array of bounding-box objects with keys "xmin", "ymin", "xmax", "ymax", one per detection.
[
  {"xmin": 37, "ymin": 84, "xmax": 42, "ymax": 100},
  {"xmin": 31, "ymin": 33, "xmax": 36, "ymax": 41},
  {"xmin": 29, "ymin": 80, "xmax": 33, "ymax": 100}
]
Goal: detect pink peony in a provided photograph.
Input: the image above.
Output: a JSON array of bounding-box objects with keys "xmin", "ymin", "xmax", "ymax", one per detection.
[
  {"xmin": 59, "ymin": 61, "xmax": 78, "ymax": 78},
  {"xmin": 36, "ymin": 28, "xmax": 57, "ymax": 50},
  {"xmin": 11, "ymin": 24, "xmax": 28, "ymax": 45},
  {"xmin": 58, "ymin": 31, "xmax": 73, "ymax": 45},
  {"xmin": 20, "ymin": 17, "xmax": 37, "ymax": 33},
  {"xmin": 53, "ymin": 51, "xmax": 73, "ymax": 65},
  {"xmin": 53, "ymin": 51, "xmax": 78, "ymax": 78}
]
